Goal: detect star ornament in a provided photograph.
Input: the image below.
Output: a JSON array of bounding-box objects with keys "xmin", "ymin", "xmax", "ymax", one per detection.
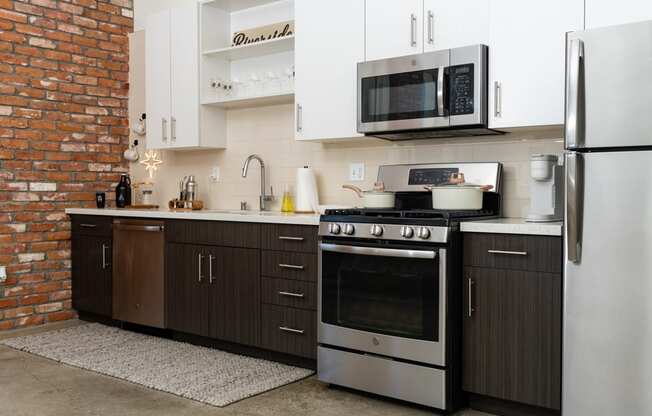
[{"xmin": 139, "ymin": 150, "xmax": 163, "ymax": 179}]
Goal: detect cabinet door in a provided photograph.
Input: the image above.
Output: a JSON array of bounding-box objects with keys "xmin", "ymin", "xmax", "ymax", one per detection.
[
  {"xmin": 169, "ymin": 4, "xmax": 199, "ymax": 149},
  {"xmin": 488, "ymin": 0, "xmax": 583, "ymax": 128},
  {"xmin": 365, "ymin": 0, "xmax": 423, "ymax": 61},
  {"xmin": 463, "ymin": 267, "xmax": 562, "ymax": 410},
  {"xmin": 208, "ymin": 247, "xmax": 260, "ymax": 346},
  {"xmin": 72, "ymin": 235, "xmax": 112, "ymax": 317},
  {"xmin": 166, "ymin": 243, "xmax": 209, "ymax": 336},
  {"xmin": 145, "ymin": 9, "xmax": 171, "ymax": 149},
  {"xmin": 423, "ymin": 0, "xmax": 489, "ymax": 52},
  {"xmin": 294, "ymin": 0, "xmax": 364, "ymax": 141},
  {"xmin": 586, "ymin": 0, "xmax": 652, "ymax": 29}
]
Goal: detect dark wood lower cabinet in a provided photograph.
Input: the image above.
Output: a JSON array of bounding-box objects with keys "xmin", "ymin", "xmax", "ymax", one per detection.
[
  {"xmin": 166, "ymin": 242, "xmax": 260, "ymax": 347},
  {"xmin": 261, "ymin": 304, "xmax": 317, "ymax": 359},
  {"xmin": 208, "ymin": 246, "xmax": 260, "ymax": 346},
  {"xmin": 463, "ymin": 266, "xmax": 562, "ymax": 410},
  {"xmin": 72, "ymin": 233, "xmax": 112, "ymax": 317}
]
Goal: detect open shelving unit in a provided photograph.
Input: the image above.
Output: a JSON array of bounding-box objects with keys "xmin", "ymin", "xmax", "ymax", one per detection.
[{"xmin": 199, "ymin": 0, "xmax": 295, "ymax": 109}]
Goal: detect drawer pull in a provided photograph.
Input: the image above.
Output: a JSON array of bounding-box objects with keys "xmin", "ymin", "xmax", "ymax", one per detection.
[
  {"xmin": 80, "ymin": 223, "xmax": 97, "ymax": 228},
  {"xmin": 279, "ymin": 326, "xmax": 305, "ymax": 335},
  {"xmin": 278, "ymin": 236, "xmax": 304, "ymax": 241},
  {"xmin": 487, "ymin": 249, "xmax": 528, "ymax": 256},
  {"xmin": 278, "ymin": 291, "xmax": 305, "ymax": 298},
  {"xmin": 279, "ymin": 263, "xmax": 304, "ymax": 270}
]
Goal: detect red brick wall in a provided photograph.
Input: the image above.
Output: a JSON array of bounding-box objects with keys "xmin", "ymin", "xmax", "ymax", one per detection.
[{"xmin": 0, "ymin": 0, "xmax": 132, "ymax": 330}]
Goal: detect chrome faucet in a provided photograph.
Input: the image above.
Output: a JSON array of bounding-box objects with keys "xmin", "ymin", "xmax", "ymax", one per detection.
[{"xmin": 241, "ymin": 154, "xmax": 274, "ymax": 211}]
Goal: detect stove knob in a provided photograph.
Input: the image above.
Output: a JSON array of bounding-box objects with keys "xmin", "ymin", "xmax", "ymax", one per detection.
[
  {"xmin": 328, "ymin": 223, "xmax": 341, "ymax": 235},
  {"xmin": 400, "ymin": 226, "xmax": 415, "ymax": 239},
  {"xmin": 370, "ymin": 224, "xmax": 383, "ymax": 237},
  {"xmin": 417, "ymin": 227, "xmax": 431, "ymax": 240},
  {"xmin": 343, "ymin": 224, "xmax": 355, "ymax": 235}
]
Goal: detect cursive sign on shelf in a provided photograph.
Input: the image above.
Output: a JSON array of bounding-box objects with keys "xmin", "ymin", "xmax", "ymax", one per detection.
[{"xmin": 232, "ymin": 20, "xmax": 294, "ymax": 47}]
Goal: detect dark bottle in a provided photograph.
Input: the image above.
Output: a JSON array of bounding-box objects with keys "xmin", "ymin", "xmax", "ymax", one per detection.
[{"xmin": 115, "ymin": 174, "xmax": 132, "ymax": 208}]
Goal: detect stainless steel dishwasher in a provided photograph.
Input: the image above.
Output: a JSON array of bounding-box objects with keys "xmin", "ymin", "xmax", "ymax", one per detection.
[{"xmin": 112, "ymin": 219, "xmax": 165, "ymax": 328}]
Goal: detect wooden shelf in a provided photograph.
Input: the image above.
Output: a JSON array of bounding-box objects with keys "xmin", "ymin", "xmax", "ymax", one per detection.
[
  {"xmin": 202, "ymin": 91, "xmax": 294, "ymax": 109},
  {"xmin": 202, "ymin": 35, "xmax": 294, "ymax": 61}
]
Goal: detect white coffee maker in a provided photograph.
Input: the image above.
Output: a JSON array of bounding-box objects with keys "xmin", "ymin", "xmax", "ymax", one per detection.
[{"xmin": 526, "ymin": 154, "xmax": 564, "ymax": 222}]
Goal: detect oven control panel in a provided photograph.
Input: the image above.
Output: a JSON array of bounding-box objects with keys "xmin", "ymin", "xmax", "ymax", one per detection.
[{"xmin": 319, "ymin": 222, "xmax": 449, "ymax": 243}]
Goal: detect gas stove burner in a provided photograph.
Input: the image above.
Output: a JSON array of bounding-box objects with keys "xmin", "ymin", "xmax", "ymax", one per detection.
[{"xmin": 323, "ymin": 208, "xmax": 496, "ymax": 220}]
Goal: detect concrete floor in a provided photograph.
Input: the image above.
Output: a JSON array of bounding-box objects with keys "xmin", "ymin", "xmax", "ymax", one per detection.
[{"xmin": 0, "ymin": 321, "xmax": 492, "ymax": 416}]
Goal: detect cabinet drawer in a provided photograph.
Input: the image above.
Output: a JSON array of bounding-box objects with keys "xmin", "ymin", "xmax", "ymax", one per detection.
[
  {"xmin": 71, "ymin": 215, "xmax": 113, "ymax": 237},
  {"xmin": 262, "ymin": 251, "xmax": 317, "ymax": 282},
  {"xmin": 165, "ymin": 220, "xmax": 260, "ymax": 248},
  {"xmin": 262, "ymin": 277, "xmax": 317, "ymax": 310},
  {"xmin": 261, "ymin": 224, "xmax": 317, "ymax": 253},
  {"xmin": 261, "ymin": 304, "xmax": 317, "ymax": 359},
  {"xmin": 463, "ymin": 233, "xmax": 562, "ymax": 273}
]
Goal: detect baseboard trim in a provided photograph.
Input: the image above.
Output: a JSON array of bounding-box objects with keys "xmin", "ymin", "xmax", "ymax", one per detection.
[{"xmin": 468, "ymin": 393, "xmax": 560, "ymax": 416}]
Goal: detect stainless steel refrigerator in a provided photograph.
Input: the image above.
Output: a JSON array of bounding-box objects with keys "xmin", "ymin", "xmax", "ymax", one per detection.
[{"xmin": 564, "ymin": 20, "xmax": 652, "ymax": 415}]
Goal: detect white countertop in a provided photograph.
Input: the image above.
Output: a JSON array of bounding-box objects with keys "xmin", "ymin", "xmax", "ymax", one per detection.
[
  {"xmin": 460, "ymin": 218, "xmax": 563, "ymax": 236},
  {"xmin": 65, "ymin": 208, "xmax": 320, "ymax": 226}
]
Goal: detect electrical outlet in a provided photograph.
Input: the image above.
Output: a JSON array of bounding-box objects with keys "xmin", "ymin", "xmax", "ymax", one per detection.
[
  {"xmin": 349, "ymin": 163, "xmax": 365, "ymax": 181},
  {"xmin": 209, "ymin": 166, "xmax": 221, "ymax": 183},
  {"xmin": 0, "ymin": 266, "xmax": 6, "ymax": 284}
]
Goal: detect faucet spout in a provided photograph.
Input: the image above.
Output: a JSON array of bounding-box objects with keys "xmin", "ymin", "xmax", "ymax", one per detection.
[{"xmin": 241, "ymin": 154, "xmax": 273, "ymax": 211}]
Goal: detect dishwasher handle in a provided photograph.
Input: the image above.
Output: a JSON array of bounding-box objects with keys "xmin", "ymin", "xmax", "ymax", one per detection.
[{"xmin": 113, "ymin": 224, "xmax": 164, "ymax": 232}]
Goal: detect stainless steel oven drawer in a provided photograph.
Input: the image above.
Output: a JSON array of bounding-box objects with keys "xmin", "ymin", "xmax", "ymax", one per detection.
[{"xmin": 318, "ymin": 346, "xmax": 447, "ymax": 409}]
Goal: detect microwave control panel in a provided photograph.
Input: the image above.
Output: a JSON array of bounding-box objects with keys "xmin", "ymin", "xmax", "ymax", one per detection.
[{"xmin": 449, "ymin": 64, "xmax": 474, "ymax": 116}]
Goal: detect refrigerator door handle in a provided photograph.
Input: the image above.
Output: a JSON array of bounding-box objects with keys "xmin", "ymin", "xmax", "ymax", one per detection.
[
  {"xmin": 566, "ymin": 152, "xmax": 584, "ymax": 263},
  {"xmin": 565, "ymin": 38, "xmax": 584, "ymax": 149}
]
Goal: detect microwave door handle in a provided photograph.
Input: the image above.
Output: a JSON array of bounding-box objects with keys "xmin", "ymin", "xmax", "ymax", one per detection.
[
  {"xmin": 437, "ymin": 66, "xmax": 445, "ymax": 116},
  {"xmin": 566, "ymin": 38, "xmax": 584, "ymax": 149}
]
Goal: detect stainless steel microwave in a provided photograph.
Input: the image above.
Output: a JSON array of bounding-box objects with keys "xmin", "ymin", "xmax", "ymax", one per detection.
[{"xmin": 357, "ymin": 44, "xmax": 500, "ymax": 140}]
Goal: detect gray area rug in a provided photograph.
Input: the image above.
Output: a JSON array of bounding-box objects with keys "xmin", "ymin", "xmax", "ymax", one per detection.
[{"xmin": 0, "ymin": 323, "xmax": 313, "ymax": 407}]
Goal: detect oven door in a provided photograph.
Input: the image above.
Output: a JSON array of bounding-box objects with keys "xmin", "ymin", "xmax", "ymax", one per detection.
[
  {"xmin": 357, "ymin": 50, "xmax": 450, "ymax": 133},
  {"xmin": 318, "ymin": 242, "xmax": 447, "ymax": 366}
]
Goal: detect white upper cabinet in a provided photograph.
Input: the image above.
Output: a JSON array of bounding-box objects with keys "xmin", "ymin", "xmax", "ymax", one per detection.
[
  {"xmin": 145, "ymin": 9, "xmax": 171, "ymax": 150},
  {"xmin": 423, "ymin": 0, "xmax": 489, "ymax": 52},
  {"xmin": 586, "ymin": 0, "xmax": 652, "ymax": 29},
  {"xmin": 295, "ymin": 0, "xmax": 365, "ymax": 141},
  {"xmin": 365, "ymin": 0, "xmax": 423, "ymax": 61},
  {"xmin": 488, "ymin": 0, "xmax": 584, "ymax": 128},
  {"xmin": 145, "ymin": 3, "xmax": 225, "ymax": 150}
]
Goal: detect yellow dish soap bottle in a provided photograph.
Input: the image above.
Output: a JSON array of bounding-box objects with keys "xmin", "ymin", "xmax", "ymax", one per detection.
[{"xmin": 281, "ymin": 184, "xmax": 295, "ymax": 213}]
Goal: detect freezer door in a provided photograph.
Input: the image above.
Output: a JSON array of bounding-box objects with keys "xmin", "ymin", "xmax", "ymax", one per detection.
[
  {"xmin": 564, "ymin": 150, "xmax": 652, "ymax": 415},
  {"xmin": 566, "ymin": 20, "xmax": 652, "ymax": 149}
]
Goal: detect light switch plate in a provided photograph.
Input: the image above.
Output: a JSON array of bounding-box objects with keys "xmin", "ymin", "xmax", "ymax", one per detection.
[
  {"xmin": 349, "ymin": 163, "xmax": 365, "ymax": 181},
  {"xmin": 0, "ymin": 265, "xmax": 6, "ymax": 283},
  {"xmin": 209, "ymin": 166, "xmax": 220, "ymax": 183}
]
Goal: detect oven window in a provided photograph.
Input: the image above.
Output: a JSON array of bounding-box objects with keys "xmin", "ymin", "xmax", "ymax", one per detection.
[
  {"xmin": 321, "ymin": 248, "xmax": 438, "ymax": 341},
  {"xmin": 361, "ymin": 68, "xmax": 444, "ymax": 123}
]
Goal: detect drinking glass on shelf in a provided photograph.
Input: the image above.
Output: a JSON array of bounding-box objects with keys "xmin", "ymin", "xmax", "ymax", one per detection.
[
  {"xmin": 249, "ymin": 73, "xmax": 261, "ymax": 96},
  {"xmin": 283, "ymin": 66, "xmax": 295, "ymax": 92},
  {"xmin": 231, "ymin": 77, "xmax": 243, "ymax": 97},
  {"xmin": 264, "ymin": 71, "xmax": 278, "ymax": 94}
]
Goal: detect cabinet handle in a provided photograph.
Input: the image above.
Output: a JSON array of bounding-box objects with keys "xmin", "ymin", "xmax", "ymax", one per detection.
[
  {"xmin": 487, "ymin": 249, "xmax": 528, "ymax": 256},
  {"xmin": 80, "ymin": 223, "xmax": 97, "ymax": 228},
  {"xmin": 278, "ymin": 236, "xmax": 304, "ymax": 241},
  {"xmin": 279, "ymin": 326, "xmax": 305, "ymax": 335},
  {"xmin": 494, "ymin": 81, "xmax": 502, "ymax": 117},
  {"xmin": 427, "ymin": 11, "xmax": 434, "ymax": 44},
  {"xmin": 279, "ymin": 263, "xmax": 304, "ymax": 270},
  {"xmin": 410, "ymin": 13, "xmax": 417, "ymax": 47},
  {"xmin": 467, "ymin": 277, "xmax": 475, "ymax": 318},
  {"xmin": 162, "ymin": 117, "xmax": 168, "ymax": 142},
  {"xmin": 101, "ymin": 243, "xmax": 110, "ymax": 269},
  {"xmin": 171, "ymin": 116, "xmax": 176, "ymax": 142},
  {"xmin": 296, "ymin": 104, "xmax": 302, "ymax": 132},
  {"xmin": 278, "ymin": 291, "xmax": 305, "ymax": 298},
  {"xmin": 208, "ymin": 254, "xmax": 214, "ymax": 284},
  {"xmin": 198, "ymin": 253, "xmax": 204, "ymax": 282}
]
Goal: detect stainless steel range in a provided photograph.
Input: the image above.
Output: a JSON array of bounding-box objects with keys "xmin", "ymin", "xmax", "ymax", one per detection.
[{"xmin": 317, "ymin": 162, "xmax": 502, "ymax": 411}]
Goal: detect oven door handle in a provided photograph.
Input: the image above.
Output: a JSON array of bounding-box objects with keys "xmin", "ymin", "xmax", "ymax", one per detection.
[{"xmin": 319, "ymin": 243, "xmax": 436, "ymax": 260}]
